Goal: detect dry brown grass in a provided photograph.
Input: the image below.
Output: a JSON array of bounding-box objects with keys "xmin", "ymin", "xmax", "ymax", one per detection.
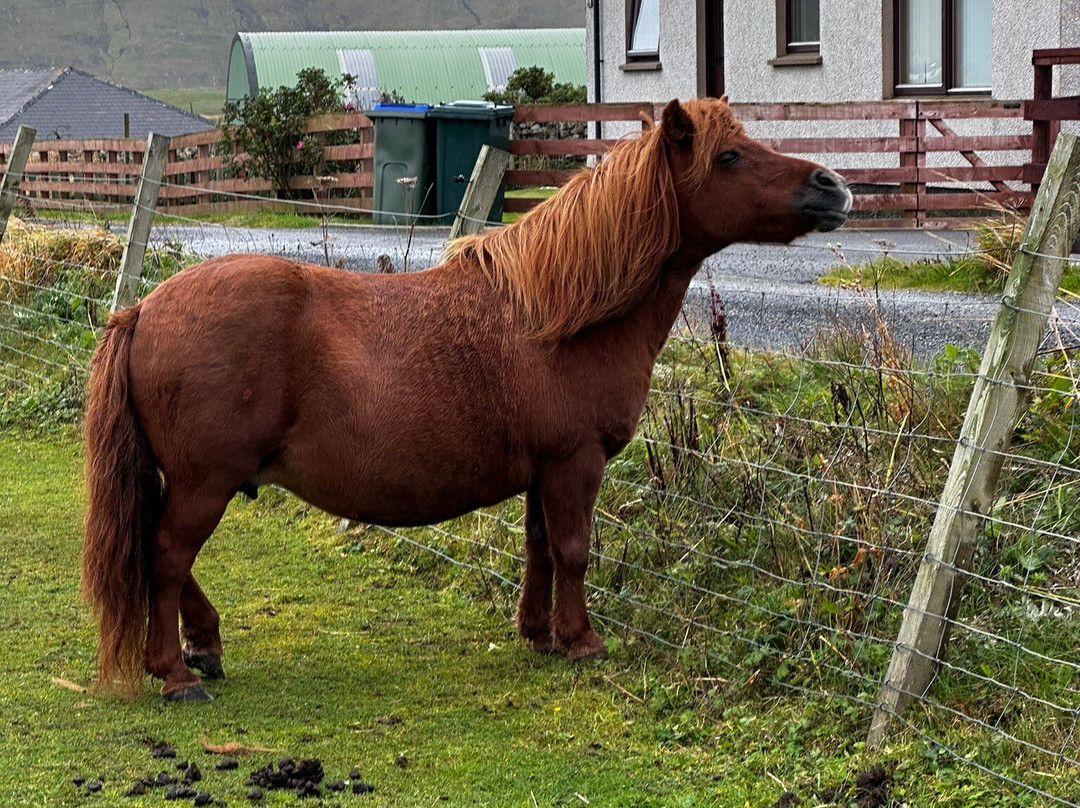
[
  {"xmin": 972, "ymin": 209, "xmax": 1026, "ymax": 280},
  {"xmin": 0, "ymin": 216, "xmax": 123, "ymax": 303}
]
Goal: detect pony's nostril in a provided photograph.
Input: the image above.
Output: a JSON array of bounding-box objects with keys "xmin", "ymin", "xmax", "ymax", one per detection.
[{"xmin": 811, "ymin": 170, "xmax": 839, "ymax": 190}]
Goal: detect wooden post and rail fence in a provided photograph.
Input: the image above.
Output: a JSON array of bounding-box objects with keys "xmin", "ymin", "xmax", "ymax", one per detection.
[{"xmin": 6, "ymin": 41, "xmax": 1080, "ymax": 229}]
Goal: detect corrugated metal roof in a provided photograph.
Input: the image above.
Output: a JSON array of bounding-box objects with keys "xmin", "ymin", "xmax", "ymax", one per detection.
[
  {"xmin": 479, "ymin": 47, "xmax": 517, "ymax": 93},
  {"xmin": 337, "ymin": 49, "xmax": 379, "ymax": 109},
  {"xmin": 228, "ymin": 29, "xmax": 585, "ymax": 106}
]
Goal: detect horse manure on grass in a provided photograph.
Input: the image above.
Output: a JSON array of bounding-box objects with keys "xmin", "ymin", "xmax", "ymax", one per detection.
[
  {"xmin": 165, "ymin": 784, "xmax": 197, "ymax": 800},
  {"xmin": 88, "ymin": 741, "xmax": 373, "ymax": 803},
  {"xmin": 783, "ymin": 765, "xmax": 892, "ymax": 808},
  {"xmin": 246, "ymin": 757, "xmax": 326, "ymax": 798},
  {"xmin": 122, "ymin": 781, "xmax": 146, "ymax": 797},
  {"xmin": 145, "ymin": 737, "xmax": 178, "ymax": 759}
]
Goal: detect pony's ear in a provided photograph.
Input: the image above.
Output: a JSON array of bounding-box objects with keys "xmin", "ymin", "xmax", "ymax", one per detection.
[
  {"xmin": 719, "ymin": 94, "xmax": 729, "ymax": 105},
  {"xmin": 661, "ymin": 99, "xmax": 694, "ymax": 147}
]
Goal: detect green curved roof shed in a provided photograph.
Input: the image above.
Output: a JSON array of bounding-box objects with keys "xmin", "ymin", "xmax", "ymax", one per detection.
[{"xmin": 226, "ymin": 29, "xmax": 586, "ymax": 108}]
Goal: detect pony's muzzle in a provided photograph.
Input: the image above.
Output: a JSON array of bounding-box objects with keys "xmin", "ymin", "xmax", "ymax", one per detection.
[{"xmin": 798, "ymin": 170, "xmax": 852, "ymax": 232}]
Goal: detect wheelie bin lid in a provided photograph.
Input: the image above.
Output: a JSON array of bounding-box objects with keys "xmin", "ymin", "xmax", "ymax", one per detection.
[
  {"xmin": 428, "ymin": 101, "xmax": 515, "ymax": 120},
  {"xmin": 368, "ymin": 103, "xmax": 431, "ymax": 119}
]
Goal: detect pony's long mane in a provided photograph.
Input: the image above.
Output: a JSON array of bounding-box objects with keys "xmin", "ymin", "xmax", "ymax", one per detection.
[{"xmin": 444, "ymin": 98, "xmax": 744, "ymax": 341}]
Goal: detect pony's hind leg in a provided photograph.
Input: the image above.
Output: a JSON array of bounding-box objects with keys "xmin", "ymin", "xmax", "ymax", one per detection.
[
  {"xmin": 145, "ymin": 488, "xmax": 231, "ymax": 702},
  {"xmin": 179, "ymin": 575, "xmax": 224, "ymax": 679},
  {"xmin": 516, "ymin": 482, "xmax": 557, "ymax": 654},
  {"xmin": 540, "ymin": 449, "xmax": 608, "ymax": 662}
]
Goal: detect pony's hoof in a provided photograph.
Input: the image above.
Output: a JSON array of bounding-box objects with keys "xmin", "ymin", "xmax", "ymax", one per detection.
[
  {"xmin": 530, "ymin": 634, "xmax": 562, "ymax": 655},
  {"xmin": 567, "ymin": 639, "xmax": 609, "ymax": 663},
  {"xmin": 183, "ymin": 650, "xmax": 225, "ymax": 680},
  {"xmin": 163, "ymin": 684, "xmax": 213, "ymax": 703},
  {"xmin": 569, "ymin": 648, "xmax": 609, "ymax": 663}
]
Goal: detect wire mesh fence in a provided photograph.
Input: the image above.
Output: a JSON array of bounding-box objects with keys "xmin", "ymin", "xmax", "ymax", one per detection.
[{"xmin": 3, "ymin": 180, "xmax": 1080, "ymax": 806}]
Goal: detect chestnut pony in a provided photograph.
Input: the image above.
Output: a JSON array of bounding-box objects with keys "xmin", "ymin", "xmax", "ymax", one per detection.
[{"xmin": 83, "ymin": 97, "xmax": 850, "ymax": 701}]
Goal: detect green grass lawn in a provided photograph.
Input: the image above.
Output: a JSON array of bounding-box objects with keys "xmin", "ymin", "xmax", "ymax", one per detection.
[
  {"xmin": 3, "ymin": 431, "xmax": 1073, "ymax": 807},
  {"xmin": 818, "ymin": 218, "xmax": 1080, "ymax": 295},
  {"xmin": 31, "ymin": 208, "xmax": 375, "ymax": 230},
  {"xmin": 0, "ymin": 434, "xmax": 736, "ymax": 807}
]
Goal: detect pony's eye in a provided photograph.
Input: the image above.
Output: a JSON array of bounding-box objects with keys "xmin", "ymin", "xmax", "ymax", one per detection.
[{"xmin": 715, "ymin": 150, "xmax": 741, "ymax": 168}]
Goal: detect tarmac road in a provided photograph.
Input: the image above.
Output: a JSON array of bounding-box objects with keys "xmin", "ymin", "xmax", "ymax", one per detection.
[{"xmin": 146, "ymin": 221, "xmax": 1071, "ymax": 357}]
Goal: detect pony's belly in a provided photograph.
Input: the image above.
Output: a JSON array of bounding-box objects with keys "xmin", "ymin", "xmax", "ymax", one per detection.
[{"xmin": 266, "ymin": 445, "xmax": 533, "ymax": 527}]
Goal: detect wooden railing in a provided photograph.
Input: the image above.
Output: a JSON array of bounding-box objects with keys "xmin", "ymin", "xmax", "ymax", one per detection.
[
  {"xmin": 1025, "ymin": 47, "xmax": 1080, "ymax": 189},
  {"xmin": 0, "ymin": 113, "xmax": 374, "ymax": 215},
  {"xmin": 161, "ymin": 113, "xmax": 374, "ymax": 214},
  {"xmin": 506, "ymin": 100, "xmax": 1033, "ymax": 229},
  {"xmin": 0, "ymin": 100, "xmax": 1050, "ymax": 227}
]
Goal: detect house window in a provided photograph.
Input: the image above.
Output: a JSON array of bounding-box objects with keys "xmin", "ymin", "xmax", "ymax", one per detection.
[
  {"xmin": 770, "ymin": 0, "xmax": 822, "ymax": 66},
  {"xmin": 896, "ymin": 0, "xmax": 991, "ymax": 93},
  {"xmin": 626, "ymin": 0, "xmax": 660, "ymax": 60},
  {"xmin": 787, "ymin": 0, "xmax": 820, "ymax": 53}
]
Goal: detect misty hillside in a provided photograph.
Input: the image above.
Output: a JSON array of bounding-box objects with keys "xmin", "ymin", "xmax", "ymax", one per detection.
[{"xmin": 0, "ymin": 0, "xmax": 582, "ymax": 91}]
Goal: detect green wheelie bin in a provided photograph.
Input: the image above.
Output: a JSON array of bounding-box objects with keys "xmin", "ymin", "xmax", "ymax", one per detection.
[
  {"xmin": 367, "ymin": 103, "xmax": 435, "ymax": 225},
  {"xmin": 428, "ymin": 101, "xmax": 514, "ymax": 225}
]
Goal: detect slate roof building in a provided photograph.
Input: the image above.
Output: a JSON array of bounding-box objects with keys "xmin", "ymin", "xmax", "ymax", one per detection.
[
  {"xmin": 226, "ymin": 29, "xmax": 586, "ymax": 109},
  {"xmin": 0, "ymin": 67, "xmax": 214, "ymax": 142}
]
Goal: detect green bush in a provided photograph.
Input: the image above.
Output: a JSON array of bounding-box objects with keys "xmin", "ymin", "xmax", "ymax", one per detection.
[
  {"xmin": 219, "ymin": 68, "xmax": 350, "ymax": 200},
  {"xmin": 483, "ymin": 66, "xmax": 586, "ymax": 106}
]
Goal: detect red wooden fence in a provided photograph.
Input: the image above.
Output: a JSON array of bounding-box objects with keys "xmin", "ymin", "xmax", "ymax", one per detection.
[
  {"xmin": 0, "ymin": 113, "xmax": 374, "ymax": 215},
  {"xmin": 506, "ymin": 100, "xmax": 1032, "ymax": 229},
  {"xmin": 1024, "ymin": 47, "xmax": 1080, "ymax": 188},
  {"xmin": 0, "ymin": 100, "xmax": 1049, "ymax": 228}
]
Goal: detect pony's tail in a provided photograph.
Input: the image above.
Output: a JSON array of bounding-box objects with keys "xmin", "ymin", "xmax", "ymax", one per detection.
[{"xmin": 82, "ymin": 304, "xmax": 163, "ymax": 694}]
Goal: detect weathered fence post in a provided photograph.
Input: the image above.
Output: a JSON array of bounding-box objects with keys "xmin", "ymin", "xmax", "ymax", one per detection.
[
  {"xmin": 867, "ymin": 132, "xmax": 1080, "ymax": 748},
  {"xmin": 0, "ymin": 125, "xmax": 37, "ymax": 243},
  {"xmin": 448, "ymin": 145, "xmax": 511, "ymax": 241},
  {"xmin": 111, "ymin": 132, "xmax": 170, "ymax": 312}
]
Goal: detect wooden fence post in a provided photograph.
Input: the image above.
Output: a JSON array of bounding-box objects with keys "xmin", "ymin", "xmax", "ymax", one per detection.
[
  {"xmin": 111, "ymin": 132, "xmax": 170, "ymax": 312},
  {"xmin": 0, "ymin": 125, "xmax": 37, "ymax": 243},
  {"xmin": 867, "ymin": 132, "xmax": 1080, "ymax": 748},
  {"xmin": 448, "ymin": 145, "xmax": 511, "ymax": 241}
]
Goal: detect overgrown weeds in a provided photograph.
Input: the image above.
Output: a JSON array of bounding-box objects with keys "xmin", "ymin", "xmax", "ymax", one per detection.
[{"xmin": 0, "ymin": 218, "xmax": 196, "ymax": 426}]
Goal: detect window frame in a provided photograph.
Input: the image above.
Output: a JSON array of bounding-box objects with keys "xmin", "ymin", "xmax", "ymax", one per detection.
[
  {"xmin": 770, "ymin": 0, "xmax": 822, "ymax": 67},
  {"xmin": 892, "ymin": 0, "xmax": 991, "ymax": 96},
  {"xmin": 624, "ymin": 0, "xmax": 661, "ymax": 67}
]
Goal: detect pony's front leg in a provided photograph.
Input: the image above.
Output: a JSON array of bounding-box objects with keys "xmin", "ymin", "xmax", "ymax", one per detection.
[
  {"xmin": 540, "ymin": 448, "xmax": 608, "ymax": 661},
  {"xmin": 517, "ymin": 481, "xmax": 556, "ymax": 653}
]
